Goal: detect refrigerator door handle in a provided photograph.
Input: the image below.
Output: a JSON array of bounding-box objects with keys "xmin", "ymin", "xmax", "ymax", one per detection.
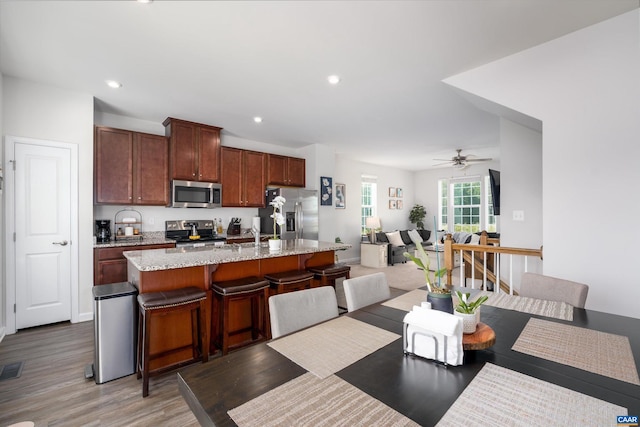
[{"xmin": 296, "ymin": 202, "xmax": 303, "ymax": 239}]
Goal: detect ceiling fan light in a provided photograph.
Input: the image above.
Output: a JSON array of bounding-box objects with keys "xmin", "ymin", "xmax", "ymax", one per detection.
[{"xmin": 452, "ymin": 162, "xmax": 466, "ymax": 169}]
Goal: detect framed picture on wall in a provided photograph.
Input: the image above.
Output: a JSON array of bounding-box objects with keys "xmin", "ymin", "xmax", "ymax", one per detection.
[
  {"xmin": 321, "ymin": 176, "xmax": 332, "ymax": 206},
  {"xmin": 397, "ymin": 200, "xmax": 403, "ymax": 209},
  {"xmin": 389, "ymin": 187, "xmax": 396, "ymax": 197},
  {"xmin": 335, "ymin": 183, "xmax": 346, "ymax": 209},
  {"xmin": 396, "ymin": 188, "xmax": 403, "ymax": 198},
  {"xmin": 389, "ymin": 200, "xmax": 397, "ymax": 209}
]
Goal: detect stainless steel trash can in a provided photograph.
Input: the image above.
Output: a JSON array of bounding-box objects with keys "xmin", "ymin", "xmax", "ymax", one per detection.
[{"xmin": 92, "ymin": 282, "xmax": 138, "ymax": 384}]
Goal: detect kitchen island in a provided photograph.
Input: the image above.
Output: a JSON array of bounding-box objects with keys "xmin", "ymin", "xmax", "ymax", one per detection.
[{"xmin": 124, "ymin": 239, "xmax": 350, "ymax": 370}]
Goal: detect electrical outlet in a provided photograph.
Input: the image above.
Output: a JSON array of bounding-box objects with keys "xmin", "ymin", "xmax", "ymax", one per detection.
[
  {"xmin": 148, "ymin": 217, "xmax": 155, "ymax": 225},
  {"xmin": 513, "ymin": 210, "xmax": 525, "ymax": 221}
]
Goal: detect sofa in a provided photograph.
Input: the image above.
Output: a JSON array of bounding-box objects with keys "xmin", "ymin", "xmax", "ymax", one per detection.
[{"xmin": 375, "ymin": 229, "xmax": 433, "ymax": 266}]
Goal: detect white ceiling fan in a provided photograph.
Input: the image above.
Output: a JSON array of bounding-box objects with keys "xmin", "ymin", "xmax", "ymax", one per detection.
[{"xmin": 433, "ymin": 149, "xmax": 493, "ymax": 169}]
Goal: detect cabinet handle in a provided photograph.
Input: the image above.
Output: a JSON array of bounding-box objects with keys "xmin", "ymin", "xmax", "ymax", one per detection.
[{"xmin": 52, "ymin": 240, "xmax": 69, "ymax": 246}]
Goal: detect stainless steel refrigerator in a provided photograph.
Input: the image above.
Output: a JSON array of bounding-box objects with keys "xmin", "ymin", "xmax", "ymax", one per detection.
[{"xmin": 258, "ymin": 188, "xmax": 318, "ymax": 240}]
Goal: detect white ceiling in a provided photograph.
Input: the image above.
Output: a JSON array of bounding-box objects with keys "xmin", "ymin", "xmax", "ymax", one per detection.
[{"xmin": 1, "ymin": 0, "xmax": 637, "ymax": 171}]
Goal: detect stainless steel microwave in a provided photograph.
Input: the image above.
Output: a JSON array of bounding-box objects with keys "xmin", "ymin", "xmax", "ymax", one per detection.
[{"xmin": 171, "ymin": 180, "xmax": 222, "ymax": 208}]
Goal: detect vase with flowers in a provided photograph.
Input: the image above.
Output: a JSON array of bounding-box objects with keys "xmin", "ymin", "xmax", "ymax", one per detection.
[
  {"xmin": 269, "ymin": 195, "xmax": 286, "ymax": 251},
  {"xmin": 403, "ymin": 242, "xmax": 452, "ymax": 313}
]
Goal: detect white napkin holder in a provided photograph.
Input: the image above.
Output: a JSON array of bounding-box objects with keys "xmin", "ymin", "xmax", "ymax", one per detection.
[{"xmin": 403, "ymin": 305, "xmax": 464, "ymax": 366}]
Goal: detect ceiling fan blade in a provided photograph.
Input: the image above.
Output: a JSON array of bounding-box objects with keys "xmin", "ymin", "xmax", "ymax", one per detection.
[
  {"xmin": 433, "ymin": 158, "xmax": 454, "ymax": 162},
  {"xmin": 465, "ymin": 158, "xmax": 492, "ymax": 162},
  {"xmin": 432, "ymin": 161, "xmax": 454, "ymax": 167}
]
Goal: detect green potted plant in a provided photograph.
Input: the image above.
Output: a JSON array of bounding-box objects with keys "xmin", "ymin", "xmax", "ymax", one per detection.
[
  {"xmin": 409, "ymin": 204, "xmax": 427, "ymax": 229},
  {"xmin": 403, "ymin": 243, "xmax": 452, "ymax": 313},
  {"xmin": 454, "ymin": 290, "xmax": 489, "ymax": 334}
]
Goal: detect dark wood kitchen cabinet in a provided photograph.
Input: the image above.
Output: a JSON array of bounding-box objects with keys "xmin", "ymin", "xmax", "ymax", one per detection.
[
  {"xmin": 163, "ymin": 117, "xmax": 222, "ymax": 182},
  {"xmin": 94, "ymin": 243, "xmax": 175, "ymax": 285},
  {"xmin": 221, "ymin": 147, "xmax": 266, "ymax": 207},
  {"xmin": 267, "ymin": 154, "xmax": 305, "ymax": 187},
  {"xmin": 94, "ymin": 126, "xmax": 169, "ymax": 205}
]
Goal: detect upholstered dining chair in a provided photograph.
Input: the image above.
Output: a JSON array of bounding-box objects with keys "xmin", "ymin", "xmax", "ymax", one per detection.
[
  {"xmin": 343, "ymin": 272, "xmax": 391, "ymax": 312},
  {"xmin": 268, "ymin": 286, "xmax": 339, "ymax": 338},
  {"xmin": 519, "ymin": 272, "xmax": 589, "ymax": 308}
]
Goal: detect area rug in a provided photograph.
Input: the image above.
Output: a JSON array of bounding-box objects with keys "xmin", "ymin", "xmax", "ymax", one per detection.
[
  {"xmin": 349, "ymin": 263, "xmax": 482, "ymax": 292},
  {"xmin": 228, "ymin": 372, "xmax": 420, "ymax": 427},
  {"xmin": 349, "ymin": 262, "xmax": 426, "ymax": 291},
  {"xmin": 436, "ymin": 363, "xmax": 627, "ymax": 427},
  {"xmin": 267, "ymin": 316, "xmax": 399, "ymax": 379},
  {"xmin": 512, "ymin": 318, "xmax": 640, "ymax": 385},
  {"xmin": 477, "ymin": 291, "xmax": 574, "ymax": 321}
]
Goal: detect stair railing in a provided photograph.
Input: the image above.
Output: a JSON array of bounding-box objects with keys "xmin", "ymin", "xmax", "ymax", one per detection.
[{"xmin": 442, "ymin": 232, "xmax": 543, "ymax": 294}]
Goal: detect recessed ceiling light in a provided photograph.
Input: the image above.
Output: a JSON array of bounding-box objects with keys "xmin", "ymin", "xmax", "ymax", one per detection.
[
  {"xmin": 327, "ymin": 75, "xmax": 341, "ymax": 85},
  {"xmin": 254, "ymin": 117, "xmax": 263, "ymax": 123},
  {"xmin": 106, "ymin": 80, "xmax": 122, "ymax": 89},
  {"xmin": 137, "ymin": 0, "xmax": 153, "ymax": 3}
]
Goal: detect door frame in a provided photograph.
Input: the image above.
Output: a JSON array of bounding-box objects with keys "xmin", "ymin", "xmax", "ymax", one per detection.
[{"xmin": 4, "ymin": 135, "xmax": 79, "ymax": 334}]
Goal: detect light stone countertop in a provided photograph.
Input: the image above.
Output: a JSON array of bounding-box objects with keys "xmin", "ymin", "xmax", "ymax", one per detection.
[
  {"xmin": 94, "ymin": 231, "xmax": 175, "ymax": 248},
  {"xmin": 123, "ymin": 239, "xmax": 351, "ymax": 272},
  {"xmin": 94, "ymin": 231, "xmax": 272, "ymax": 248}
]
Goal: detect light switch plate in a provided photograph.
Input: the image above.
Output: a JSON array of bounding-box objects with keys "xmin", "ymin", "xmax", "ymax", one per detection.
[{"xmin": 513, "ymin": 210, "xmax": 525, "ymax": 221}]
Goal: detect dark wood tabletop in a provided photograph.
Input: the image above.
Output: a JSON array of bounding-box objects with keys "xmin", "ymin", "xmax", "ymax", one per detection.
[{"xmin": 177, "ymin": 289, "xmax": 640, "ymax": 426}]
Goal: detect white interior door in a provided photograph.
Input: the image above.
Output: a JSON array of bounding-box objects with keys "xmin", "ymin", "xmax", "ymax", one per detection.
[{"xmin": 14, "ymin": 141, "xmax": 72, "ymax": 329}]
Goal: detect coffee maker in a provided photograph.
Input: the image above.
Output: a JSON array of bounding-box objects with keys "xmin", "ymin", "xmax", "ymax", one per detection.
[{"xmin": 95, "ymin": 220, "xmax": 112, "ymax": 243}]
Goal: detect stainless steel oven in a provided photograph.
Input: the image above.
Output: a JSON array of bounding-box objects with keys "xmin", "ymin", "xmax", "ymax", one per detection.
[{"xmin": 171, "ymin": 180, "xmax": 222, "ymax": 208}]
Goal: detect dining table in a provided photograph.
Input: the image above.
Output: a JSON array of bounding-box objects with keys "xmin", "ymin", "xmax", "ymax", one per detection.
[{"xmin": 177, "ymin": 287, "xmax": 640, "ymax": 426}]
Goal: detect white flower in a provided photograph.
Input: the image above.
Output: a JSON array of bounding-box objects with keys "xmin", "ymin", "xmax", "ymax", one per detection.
[
  {"xmin": 322, "ymin": 178, "xmax": 329, "ymax": 186},
  {"xmin": 270, "ymin": 195, "xmax": 286, "ymax": 209},
  {"xmin": 270, "ymin": 196, "xmax": 286, "ymax": 239}
]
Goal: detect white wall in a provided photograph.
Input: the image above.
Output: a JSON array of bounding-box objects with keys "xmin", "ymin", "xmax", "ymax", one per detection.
[
  {"xmin": 3, "ymin": 76, "xmax": 94, "ymax": 323},
  {"xmin": 444, "ymin": 10, "xmax": 640, "ymax": 318},
  {"xmin": 0, "ymin": 71, "xmax": 4, "ymax": 337},
  {"xmin": 334, "ymin": 155, "xmax": 415, "ymax": 263},
  {"xmin": 499, "ymin": 118, "xmax": 543, "ymax": 278}
]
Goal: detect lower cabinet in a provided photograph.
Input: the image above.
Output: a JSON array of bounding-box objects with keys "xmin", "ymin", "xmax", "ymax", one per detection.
[{"xmin": 94, "ymin": 244, "xmax": 175, "ymax": 285}]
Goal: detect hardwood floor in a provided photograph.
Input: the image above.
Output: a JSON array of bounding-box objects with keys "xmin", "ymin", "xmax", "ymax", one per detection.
[{"xmin": 0, "ymin": 321, "xmax": 199, "ymax": 426}]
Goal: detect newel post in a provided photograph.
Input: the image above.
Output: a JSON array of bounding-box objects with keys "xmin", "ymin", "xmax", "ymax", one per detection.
[{"xmin": 444, "ymin": 233, "xmax": 454, "ymax": 286}]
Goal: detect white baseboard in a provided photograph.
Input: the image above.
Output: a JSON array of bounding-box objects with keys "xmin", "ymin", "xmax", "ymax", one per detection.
[
  {"xmin": 0, "ymin": 326, "xmax": 5, "ymax": 343},
  {"xmin": 77, "ymin": 312, "xmax": 94, "ymax": 323}
]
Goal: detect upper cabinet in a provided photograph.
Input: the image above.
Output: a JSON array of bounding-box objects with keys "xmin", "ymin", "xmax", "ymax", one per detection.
[
  {"xmin": 221, "ymin": 147, "xmax": 266, "ymax": 207},
  {"xmin": 94, "ymin": 126, "xmax": 169, "ymax": 205},
  {"xmin": 163, "ymin": 117, "xmax": 222, "ymax": 182},
  {"xmin": 267, "ymin": 154, "xmax": 306, "ymax": 187}
]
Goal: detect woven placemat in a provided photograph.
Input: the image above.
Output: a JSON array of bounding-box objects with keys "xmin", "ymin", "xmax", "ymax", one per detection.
[
  {"xmin": 437, "ymin": 363, "xmax": 627, "ymax": 426},
  {"xmin": 477, "ymin": 291, "xmax": 574, "ymax": 321},
  {"xmin": 512, "ymin": 318, "xmax": 640, "ymax": 385},
  {"xmin": 267, "ymin": 316, "xmax": 399, "ymax": 379},
  {"xmin": 381, "ymin": 289, "xmax": 428, "ymax": 311},
  {"xmin": 229, "ymin": 372, "xmax": 420, "ymax": 427}
]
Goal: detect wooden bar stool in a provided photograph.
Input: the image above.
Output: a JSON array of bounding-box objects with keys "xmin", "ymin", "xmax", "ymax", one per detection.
[
  {"xmin": 307, "ymin": 263, "xmax": 351, "ymax": 289},
  {"xmin": 211, "ymin": 276, "xmax": 270, "ymax": 355},
  {"xmin": 264, "ymin": 270, "xmax": 314, "ymax": 295},
  {"xmin": 307, "ymin": 263, "xmax": 351, "ymax": 312},
  {"xmin": 137, "ymin": 287, "xmax": 207, "ymax": 398}
]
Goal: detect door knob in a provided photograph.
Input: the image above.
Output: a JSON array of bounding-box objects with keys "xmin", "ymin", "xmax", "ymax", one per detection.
[{"xmin": 52, "ymin": 240, "xmax": 69, "ymax": 246}]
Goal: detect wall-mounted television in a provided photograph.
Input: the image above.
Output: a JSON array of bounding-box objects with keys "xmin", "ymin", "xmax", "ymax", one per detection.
[{"xmin": 488, "ymin": 169, "xmax": 500, "ymax": 216}]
